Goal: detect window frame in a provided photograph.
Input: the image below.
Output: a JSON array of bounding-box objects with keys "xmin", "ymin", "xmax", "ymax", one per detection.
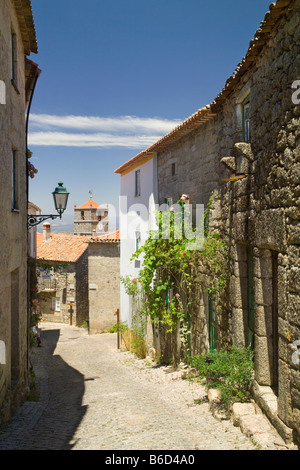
[
  {"xmin": 11, "ymin": 30, "xmax": 18, "ymax": 91},
  {"xmin": 134, "ymin": 169, "xmax": 141, "ymax": 197},
  {"xmin": 135, "ymin": 230, "xmax": 141, "ymax": 251},
  {"xmin": 242, "ymin": 95, "xmax": 250, "ymax": 143},
  {"xmin": 165, "ymin": 197, "xmax": 173, "ymax": 209},
  {"xmin": 51, "ymin": 297, "xmax": 61, "ymax": 312}
]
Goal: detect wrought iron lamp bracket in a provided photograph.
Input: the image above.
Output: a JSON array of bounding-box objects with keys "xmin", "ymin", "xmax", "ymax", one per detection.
[{"xmin": 27, "ymin": 213, "xmax": 62, "ymax": 228}]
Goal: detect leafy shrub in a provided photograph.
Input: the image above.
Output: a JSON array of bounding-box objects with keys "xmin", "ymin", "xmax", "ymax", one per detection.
[
  {"xmin": 109, "ymin": 322, "xmax": 129, "ymax": 334},
  {"xmin": 190, "ymin": 345, "xmax": 254, "ymax": 408}
]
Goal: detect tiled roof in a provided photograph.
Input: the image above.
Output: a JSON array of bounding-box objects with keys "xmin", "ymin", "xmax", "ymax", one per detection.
[
  {"xmin": 25, "ymin": 59, "xmax": 41, "ymax": 104},
  {"xmin": 89, "ymin": 229, "xmax": 120, "ymax": 242},
  {"xmin": 114, "ymin": 106, "xmax": 216, "ymax": 174},
  {"xmin": 36, "ymin": 229, "xmax": 120, "ymax": 261},
  {"xmin": 75, "ymin": 199, "xmax": 106, "ymax": 210},
  {"xmin": 13, "ymin": 0, "xmax": 38, "ymax": 55},
  {"xmin": 36, "ymin": 233, "xmax": 89, "ymax": 263},
  {"xmin": 114, "ymin": 0, "xmax": 292, "ymax": 175}
]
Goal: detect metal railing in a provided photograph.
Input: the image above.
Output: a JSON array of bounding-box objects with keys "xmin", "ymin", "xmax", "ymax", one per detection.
[{"xmin": 38, "ymin": 276, "xmax": 56, "ymax": 292}]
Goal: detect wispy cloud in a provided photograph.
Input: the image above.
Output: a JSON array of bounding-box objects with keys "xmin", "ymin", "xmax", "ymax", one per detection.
[
  {"xmin": 28, "ymin": 114, "xmax": 181, "ymax": 148},
  {"xmin": 28, "ymin": 131, "xmax": 164, "ymax": 148}
]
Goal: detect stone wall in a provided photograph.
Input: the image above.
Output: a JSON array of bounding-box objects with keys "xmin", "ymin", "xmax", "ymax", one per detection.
[
  {"xmin": 74, "ymin": 206, "xmax": 108, "ymax": 235},
  {"xmin": 0, "ymin": 0, "xmax": 32, "ymax": 428},
  {"xmin": 155, "ymin": 0, "xmax": 300, "ymax": 443},
  {"xmin": 157, "ymin": 118, "xmax": 221, "ymax": 212},
  {"xmin": 74, "ymin": 207, "xmax": 98, "ymax": 235},
  {"xmin": 75, "ymin": 250, "xmax": 89, "ymax": 326},
  {"xmin": 221, "ymin": 2, "xmax": 300, "ymax": 442},
  {"xmin": 39, "ymin": 254, "xmax": 89, "ymax": 327},
  {"xmin": 88, "ymin": 242, "xmax": 120, "ymax": 334}
]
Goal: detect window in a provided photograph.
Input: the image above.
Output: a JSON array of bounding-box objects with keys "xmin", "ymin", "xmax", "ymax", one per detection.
[
  {"xmin": 0, "ymin": 80, "xmax": 6, "ymax": 105},
  {"xmin": 11, "ymin": 31, "xmax": 17, "ymax": 86},
  {"xmin": 135, "ymin": 169, "xmax": 141, "ymax": 197},
  {"xmin": 51, "ymin": 297, "xmax": 60, "ymax": 312},
  {"xmin": 208, "ymin": 293, "xmax": 217, "ymax": 353},
  {"xmin": 165, "ymin": 197, "xmax": 173, "ymax": 209},
  {"xmin": 171, "ymin": 162, "xmax": 176, "ymax": 176},
  {"xmin": 242, "ymin": 96, "xmax": 250, "ymax": 142},
  {"xmin": 12, "ymin": 149, "xmax": 18, "ymax": 210},
  {"xmin": 81, "ymin": 211, "xmax": 85, "ymax": 220},
  {"xmin": 135, "ymin": 231, "xmax": 141, "ymax": 251}
]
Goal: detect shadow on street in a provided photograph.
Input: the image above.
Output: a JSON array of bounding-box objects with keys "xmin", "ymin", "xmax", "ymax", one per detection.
[{"xmin": 0, "ymin": 327, "xmax": 88, "ymax": 450}]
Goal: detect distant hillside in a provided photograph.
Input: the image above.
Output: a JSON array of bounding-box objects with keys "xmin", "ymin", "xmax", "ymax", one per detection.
[{"xmin": 37, "ymin": 223, "xmax": 74, "ymax": 234}]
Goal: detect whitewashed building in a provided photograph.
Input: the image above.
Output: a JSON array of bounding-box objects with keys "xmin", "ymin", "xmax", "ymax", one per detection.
[{"xmin": 114, "ymin": 152, "xmax": 158, "ymax": 328}]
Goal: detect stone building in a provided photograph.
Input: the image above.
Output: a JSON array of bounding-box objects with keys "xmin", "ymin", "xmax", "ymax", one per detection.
[
  {"xmin": 74, "ymin": 197, "xmax": 109, "ymax": 236},
  {"xmin": 36, "ymin": 225, "xmax": 120, "ymax": 334},
  {"xmin": 36, "ymin": 225, "xmax": 89, "ymax": 327},
  {"xmin": 116, "ymin": 0, "xmax": 300, "ymax": 444},
  {"xmin": 0, "ymin": 0, "xmax": 39, "ymax": 428},
  {"xmin": 88, "ymin": 230, "xmax": 120, "ymax": 334}
]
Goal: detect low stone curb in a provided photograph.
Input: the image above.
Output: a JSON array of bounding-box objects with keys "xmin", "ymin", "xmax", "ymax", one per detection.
[{"xmin": 207, "ymin": 389, "xmax": 296, "ymax": 450}]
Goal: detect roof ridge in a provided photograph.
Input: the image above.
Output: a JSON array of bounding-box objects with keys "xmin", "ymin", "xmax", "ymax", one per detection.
[
  {"xmin": 13, "ymin": 0, "xmax": 38, "ymax": 55},
  {"xmin": 75, "ymin": 199, "xmax": 108, "ymax": 210}
]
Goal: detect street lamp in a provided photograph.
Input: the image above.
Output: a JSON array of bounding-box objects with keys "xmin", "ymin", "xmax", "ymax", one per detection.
[
  {"xmin": 52, "ymin": 181, "xmax": 70, "ymax": 217},
  {"xmin": 28, "ymin": 181, "xmax": 70, "ymax": 228}
]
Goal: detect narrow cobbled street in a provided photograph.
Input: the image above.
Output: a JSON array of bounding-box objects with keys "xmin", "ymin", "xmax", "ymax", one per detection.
[{"xmin": 0, "ymin": 323, "xmax": 263, "ymax": 451}]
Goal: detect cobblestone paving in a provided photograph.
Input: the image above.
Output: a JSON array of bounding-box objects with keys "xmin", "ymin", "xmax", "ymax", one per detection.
[{"xmin": 0, "ymin": 323, "xmax": 260, "ymax": 451}]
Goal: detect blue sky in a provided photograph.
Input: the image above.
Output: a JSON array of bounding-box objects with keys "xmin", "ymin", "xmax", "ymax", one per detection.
[{"xmin": 28, "ymin": 0, "xmax": 272, "ymax": 230}]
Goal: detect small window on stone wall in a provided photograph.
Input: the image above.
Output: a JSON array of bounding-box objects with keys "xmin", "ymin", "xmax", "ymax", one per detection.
[
  {"xmin": 242, "ymin": 96, "xmax": 250, "ymax": 143},
  {"xmin": 11, "ymin": 31, "xmax": 17, "ymax": 86},
  {"xmin": 171, "ymin": 162, "xmax": 176, "ymax": 176},
  {"xmin": 51, "ymin": 297, "xmax": 60, "ymax": 312},
  {"xmin": 81, "ymin": 211, "xmax": 85, "ymax": 220}
]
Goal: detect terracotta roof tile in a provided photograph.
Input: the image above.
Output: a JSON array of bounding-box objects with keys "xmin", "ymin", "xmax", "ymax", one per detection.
[
  {"xmin": 89, "ymin": 229, "xmax": 120, "ymax": 242},
  {"xmin": 36, "ymin": 233, "xmax": 89, "ymax": 263},
  {"xmin": 114, "ymin": 106, "xmax": 215, "ymax": 174},
  {"xmin": 75, "ymin": 199, "xmax": 107, "ymax": 210},
  {"xmin": 36, "ymin": 229, "xmax": 120, "ymax": 261},
  {"xmin": 13, "ymin": 0, "xmax": 38, "ymax": 55}
]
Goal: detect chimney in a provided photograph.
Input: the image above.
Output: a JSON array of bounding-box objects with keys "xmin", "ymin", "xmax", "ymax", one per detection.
[{"xmin": 43, "ymin": 223, "xmax": 51, "ymax": 241}]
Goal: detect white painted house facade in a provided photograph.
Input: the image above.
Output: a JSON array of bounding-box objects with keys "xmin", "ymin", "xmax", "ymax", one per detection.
[{"xmin": 115, "ymin": 152, "xmax": 157, "ymax": 327}]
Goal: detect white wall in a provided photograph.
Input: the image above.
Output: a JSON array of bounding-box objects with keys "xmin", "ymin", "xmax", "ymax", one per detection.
[{"xmin": 119, "ymin": 154, "xmax": 157, "ymax": 326}]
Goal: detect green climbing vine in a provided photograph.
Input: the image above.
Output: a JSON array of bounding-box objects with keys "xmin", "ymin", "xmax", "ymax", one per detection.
[
  {"xmin": 122, "ymin": 194, "xmax": 230, "ymax": 363},
  {"xmin": 138, "ymin": 197, "xmax": 226, "ymax": 316}
]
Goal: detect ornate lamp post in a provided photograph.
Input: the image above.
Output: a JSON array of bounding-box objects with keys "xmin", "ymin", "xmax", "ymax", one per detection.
[{"xmin": 28, "ymin": 181, "xmax": 70, "ymax": 227}]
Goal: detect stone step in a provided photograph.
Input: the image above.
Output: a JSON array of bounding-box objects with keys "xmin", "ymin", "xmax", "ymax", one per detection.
[{"xmin": 207, "ymin": 389, "xmax": 294, "ymax": 450}]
